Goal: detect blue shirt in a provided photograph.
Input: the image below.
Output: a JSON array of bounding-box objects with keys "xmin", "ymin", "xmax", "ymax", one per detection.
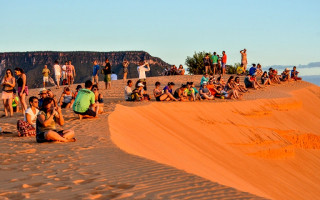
[
  {"xmin": 93, "ymin": 65, "xmax": 100, "ymax": 76},
  {"xmin": 200, "ymin": 76, "xmax": 209, "ymax": 85},
  {"xmin": 249, "ymin": 67, "xmax": 257, "ymax": 76}
]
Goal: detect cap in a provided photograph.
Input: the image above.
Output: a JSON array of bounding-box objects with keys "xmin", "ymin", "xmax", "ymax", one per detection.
[
  {"xmin": 39, "ymin": 88, "xmax": 47, "ymax": 94},
  {"xmin": 137, "ymin": 83, "xmax": 144, "ymax": 87}
]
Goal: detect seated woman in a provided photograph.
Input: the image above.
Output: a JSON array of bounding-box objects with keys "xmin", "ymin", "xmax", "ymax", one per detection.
[
  {"xmin": 207, "ymin": 79, "xmax": 217, "ymax": 96},
  {"xmin": 234, "ymin": 76, "xmax": 248, "ymax": 93},
  {"xmin": 261, "ymin": 71, "xmax": 272, "ymax": 85},
  {"xmin": 269, "ymin": 68, "xmax": 281, "ymax": 84},
  {"xmin": 214, "ymin": 85, "xmax": 236, "ymax": 99},
  {"xmin": 199, "ymin": 82, "xmax": 214, "ymax": 100},
  {"xmin": 178, "ymin": 65, "xmax": 185, "ymax": 75},
  {"xmin": 160, "ymin": 82, "xmax": 178, "ymax": 101},
  {"xmin": 216, "ymin": 76, "xmax": 226, "ymax": 88},
  {"xmin": 184, "ymin": 82, "xmax": 196, "ymax": 101},
  {"xmin": 36, "ymin": 97, "xmax": 75, "ymax": 143},
  {"xmin": 281, "ymin": 68, "xmax": 290, "ymax": 82},
  {"xmin": 291, "ymin": 66, "xmax": 302, "ymax": 81},
  {"xmin": 256, "ymin": 63, "xmax": 263, "ymax": 76},
  {"xmin": 153, "ymin": 81, "xmax": 162, "ymax": 101},
  {"xmin": 91, "ymin": 85, "xmax": 103, "ymax": 113},
  {"xmin": 17, "ymin": 96, "xmax": 39, "ymax": 137},
  {"xmin": 125, "ymin": 80, "xmax": 133, "ymax": 101},
  {"xmin": 59, "ymin": 87, "xmax": 74, "ymax": 108},
  {"xmin": 173, "ymin": 84, "xmax": 188, "ymax": 101},
  {"xmin": 225, "ymin": 76, "xmax": 241, "ymax": 99}
]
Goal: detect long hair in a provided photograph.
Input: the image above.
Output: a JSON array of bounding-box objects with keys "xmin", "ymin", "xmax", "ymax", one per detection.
[
  {"xmin": 5, "ymin": 69, "xmax": 13, "ymax": 78},
  {"xmin": 227, "ymin": 76, "xmax": 234, "ymax": 83},
  {"xmin": 40, "ymin": 97, "xmax": 54, "ymax": 112},
  {"xmin": 14, "ymin": 67, "xmax": 24, "ymax": 74}
]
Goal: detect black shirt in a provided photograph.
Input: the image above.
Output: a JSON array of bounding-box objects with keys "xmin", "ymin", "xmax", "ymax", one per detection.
[{"xmin": 103, "ymin": 62, "xmax": 111, "ymax": 74}]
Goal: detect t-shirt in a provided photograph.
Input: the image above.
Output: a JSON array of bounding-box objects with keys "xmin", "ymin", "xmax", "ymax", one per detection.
[
  {"xmin": 12, "ymin": 96, "xmax": 19, "ymax": 107},
  {"xmin": 200, "ymin": 76, "xmax": 209, "ymax": 85},
  {"xmin": 111, "ymin": 74, "xmax": 117, "ymax": 80},
  {"xmin": 163, "ymin": 86, "xmax": 172, "ymax": 94},
  {"xmin": 62, "ymin": 65, "xmax": 67, "ymax": 72},
  {"xmin": 124, "ymin": 86, "xmax": 132, "ymax": 100},
  {"xmin": 72, "ymin": 88, "xmax": 95, "ymax": 113},
  {"xmin": 103, "ymin": 63, "xmax": 111, "ymax": 74},
  {"xmin": 203, "ymin": 57, "xmax": 211, "ymax": 66},
  {"xmin": 222, "ymin": 54, "xmax": 227, "ymax": 64},
  {"xmin": 36, "ymin": 110, "xmax": 57, "ymax": 134},
  {"xmin": 92, "ymin": 65, "xmax": 100, "ymax": 76},
  {"xmin": 137, "ymin": 64, "xmax": 150, "ymax": 79},
  {"xmin": 249, "ymin": 67, "xmax": 257, "ymax": 76},
  {"xmin": 200, "ymin": 87, "xmax": 209, "ymax": 95},
  {"xmin": 207, "ymin": 84, "xmax": 216, "ymax": 95},
  {"xmin": 53, "ymin": 64, "xmax": 61, "ymax": 76},
  {"xmin": 24, "ymin": 108, "xmax": 39, "ymax": 128},
  {"xmin": 211, "ymin": 55, "xmax": 218, "ymax": 64},
  {"xmin": 42, "ymin": 68, "xmax": 50, "ymax": 77}
]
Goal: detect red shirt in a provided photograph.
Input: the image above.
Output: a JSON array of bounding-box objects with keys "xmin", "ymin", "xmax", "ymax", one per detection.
[{"xmin": 222, "ymin": 54, "xmax": 227, "ymax": 64}]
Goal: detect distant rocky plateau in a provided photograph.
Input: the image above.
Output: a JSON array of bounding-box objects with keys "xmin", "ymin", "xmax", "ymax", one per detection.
[{"xmin": 0, "ymin": 51, "xmax": 170, "ymax": 88}]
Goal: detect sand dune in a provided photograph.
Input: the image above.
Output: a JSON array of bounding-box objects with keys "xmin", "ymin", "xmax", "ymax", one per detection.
[{"xmin": 110, "ymin": 83, "xmax": 320, "ymax": 200}]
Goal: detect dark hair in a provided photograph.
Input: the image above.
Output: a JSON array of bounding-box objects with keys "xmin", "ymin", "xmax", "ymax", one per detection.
[
  {"xmin": 54, "ymin": 60, "xmax": 59, "ymax": 64},
  {"xmin": 41, "ymin": 97, "xmax": 54, "ymax": 112},
  {"xmin": 85, "ymin": 80, "xmax": 93, "ymax": 88},
  {"xmin": 5, "ymin": 69, "xmax": 13, "ymax": 77},
  {"xmin": 235, "ymin": 76, "xmax": 240, "ymax": 81},
  {"xmin": 252, "ymin": 63, "xmax": 256, "ymax": 67},
  {"xmin": 180, "ymin": 84, "xmax": 187, "ymax": 89},
  {"xmin": 64, "ymin": 87, "xmax": 70, "ymax": 92},
  {"xmin": 227, "ymin": 76, "xmax": 234, "ymax": 83},
  {"xmin": 155, "ymin": 81, "xmax": 160, "ymax": 86},
  {"xmin": 168, "ymin": 82, "xmax": 175, "ymax": 86},
  {"xmin": 14, "ymin": 67, "xmax": 24, "ymax": 74},
  {"xmin": 262, "ymin": 71, "xmax": 268, "ymax": 77},
  {"xmin": 187, "ymin": 82, "xmax": 193, "ymax": 85},
  {"xmin": 29, "ymin": 96, "xmax": 38, "ymax": 106},
  {"xmin": 205, "ymin": 53, "xmax": 209, "ymax": 56},
  {"xmin": 111, "ymin": 71, "xmax": 115, "ymax": 74},
  {"xmin": 213, "ymin": 52, "xmax": 216, "ymax": 55},
  {"xmin": 91, "ymin": 84, "xmax": 98, "ymax": 91},
  {"xmin": 127, "ymin": 80, "xmax": 132, "ymax": 85},
  {"xmin": 217, "ymin": 76, "xmax": 221, "ymax": 81},
  {"xmin": 216, "ymin": 86, "xmax": 222, "ymax": 90},
  {"xmin": 76, "ymin": 85, "xmax": 82, "ymax": 90}
]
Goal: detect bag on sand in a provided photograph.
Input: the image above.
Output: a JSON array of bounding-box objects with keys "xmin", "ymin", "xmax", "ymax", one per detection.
[
  {"xmin": 17, "ymin": 120, "xmax": 36, "ymax": 137},
  {"xmin": 49, "ymin": 77, "xmax": 56, "ymax": 86}
]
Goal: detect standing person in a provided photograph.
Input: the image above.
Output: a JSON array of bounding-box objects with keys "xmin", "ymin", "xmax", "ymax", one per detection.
[
  {"xmin": 15, "ymin": 68, "xmax": 28, "ymax": 115},
  {"xmin": 221, "ymin": 51, "xmax": 227, "ymax": 76},
  {"xmin": 240, "ymin": 49, "xmax": 248, "ymax": 71},
  {"xmin": 61, "ymin": 61, "xmax": 67, "ymax": 84},
  {"xmin": 42, "ymin": 65, "xmax": 50, "ymax": 88},
  {"xmin": 203, "ymin": 53, "xmax": 212, "ymax": 74},
  {"xmin": 211, "ymin": 52, "xmax": 218, "ymax": 75},
  {"xmin": 137, "ymin": 60, "xmax": 150, "ymax": 91},
  {"xmin": 217, "ymin": 55, "xmax": 222, "ymax": 74},
  {"xmin": 53, "ymin": 60, "xmax": 61, "ymax": 89},
  {"xmin": 72, "ymin": 80, "xmax": 98, "ymax": 119},
  {"xmin": 67, "ymin": 60, "xmax": 76, "ymax": 86},
  {"xmin": 102, "ymin": 58, "xmax": 112, "ymax": 90},
  {"xmin": 122, "ymin": 59, "xmax": 129, "ymax": 81},
  {"xmin": 1, "ymin": 69, "xmax": 15, "ymax": 117},
  {"xmin": 92, "ymin": 60, "xmax": 100, "ymax": 85}
]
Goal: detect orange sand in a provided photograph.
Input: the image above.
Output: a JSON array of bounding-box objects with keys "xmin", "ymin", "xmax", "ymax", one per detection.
[{"xmin": 110, "ymin": 84, "xmax": 320, "ymax": 200}]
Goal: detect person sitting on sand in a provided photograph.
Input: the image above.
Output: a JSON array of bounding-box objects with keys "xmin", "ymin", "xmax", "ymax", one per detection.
[
  {"xmin": 173, "ymin": 84, "xmax": 188, "ymax": 101},
  {"xmin": 38, "ymin": 88, "xmax": 48, "ymax": 109},
  {"xmin": 216, "ymin": 76, "xmax": 226, "ymax": 88},
  {"xmin": 131, "ymin": 82, "xmax": 150, "ymax": 101},
  {"xmin": 74, "ymin": 85, "xmax": 82, "ymax": 98},
  {"xmin": 269, "ymin": 68, "xmax": 281, "ymax": 84},
  {"xmin": 199, "ymin": 82, "xmax": 214, "ymax": 100},
  {"xmin": 160, "ymin": 82, "xmax": 178, "ymax": 101},
  {"xmin": 178, "ymin": 65, "xmax": 185, "ymax": 75},
  {"xmin": 59, "ymin": 87, "xmax": 74, "ymax": 108},
  {"xmin": 47, "ymin": 89, "xmax": 58, "ymax": 108},
  {"xmin": 234, "ymin": 76, "xmax": 248, "ymax": 93},
  {"xmin": 184, "ymin": 82, "xmax": 196, "ymax": 101},
  {"xmin": 17, "ymin": 96, "xmax": 39, "ymax": 137},
  {"xmin": 73, "ymin": 80, "xmax": 98, "ymax": 119},
  {"xmin": 207, "ymin": 79, "xmax": 217, "ymax": 96},
  {"xmin": 153, "ymin": 81, "xmax": 162, "ymax": 101},
  {"xmin": 281, "ymin": 68, "xmax": 291, "ymax": 82},
  {"xmin": 191, "ymin": 82, "xmax": 201, "ymax": 100},
  {"xmin": 225, "ymin": 76, "xmax": 241, "ymax": 99},
  {"xmin": 91, "ymin": 85, "xmax": 103, "ymax": 114},
  {"xmin": 125, "ymin": 80, "xmax": 133, "ymax": 101},
  {"xmin": 214, "ymin": 85, "xmax": 236, "ymax": 99},
  {"xmin": 256, "ymin": 63, "xmax": 263, "ymax": 76},
  {"xmin": 36, "ymin": 97, "xmax": 75, "ymax": 143},
  {"xmin": 291, "ymin": 66, "xmax": 302, "ymax": 81},
  {"xmin": 200, "ymin": 73, "xmax": 209, "ymax": 87},
  {"xmin": 249, "ymin": 64, "xmax": 257, "ymax": 76},
  {"xmin": 250, "ymin": 75, "xmax": 263, "ymax": 89},
  {"xmin": 261, "ymin": 71, "xmax": 272, "ymax": 85}
]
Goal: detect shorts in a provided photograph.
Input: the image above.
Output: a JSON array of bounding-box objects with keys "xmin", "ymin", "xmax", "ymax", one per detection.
[
  {"xmin": 18, "ymin": 86, "xmax": 29, "ymax": 96},
  {"xmin": 104, "ymin": 74, "xmax": 111, "ymax": 82},
  {"xmin": 74, "ymin": 109, "xmax": 96, "ymax": 117},
  {"xmin": 13, "ymin": 107, "xmax": 17, "ymax": 112},
  {"xmin": 222, "ymin": 63, "xmax": 226, "ymax": 69},
  {"xmin": 123, "ymin": 67, "xmax": 128, "ymax": 73},
  {"xmin": 43, "ymin": 76, "xmax": 49, "ymax": 82},
  {"xmin": 36, "ymin": 130, "xmax": 64, "ymax": 143},
  {"xmin": 55, "ymin": 75, "xmax": 61, "ymax": 82},
  {"xmin": 61, "ymin": 102, "xmax": 69, "ymax": 108},
  {"xmin": 1, "ymin": 91, "xmax": 13, "ymax": 100}
]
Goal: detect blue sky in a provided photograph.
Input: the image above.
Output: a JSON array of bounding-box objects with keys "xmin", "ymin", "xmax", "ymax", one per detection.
[{"xmin": 1, "ymin": 0, "xmax": 319, "ymax": 68}]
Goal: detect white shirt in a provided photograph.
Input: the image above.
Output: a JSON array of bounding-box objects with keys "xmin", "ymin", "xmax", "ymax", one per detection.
[
  {"xmin": 111, "ymin": 74, "xmax": 118, "ymax": 80},
  {"xmin": 124, "ymin": 86, "xmax": 132, "ymax": 100},
  {"xmin": 53, "ymin": 64, "xmax": 61, "ymax": 76},
  {"xmin": 62, "ymin": 65, "xmax": 66, "ymax": 72},
  {"xmin": 24, "ymin": 107, "xmax": 39, "ymax": 128},
  {"xmin": 137, "ymin": 64, "xmax": 150, "ymax": 79}
]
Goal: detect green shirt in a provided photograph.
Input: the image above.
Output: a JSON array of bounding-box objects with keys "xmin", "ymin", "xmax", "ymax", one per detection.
[
  {"xmin": 72, "ymin": 89, "xmax": 95, "ymax": 113},
  {"xmin": 12, "ymin": 97, "xmax": 19, "ymax": 107},
  {"xmin": 212, "ymin": 55, "xmax": 218, "ymax": 64}
]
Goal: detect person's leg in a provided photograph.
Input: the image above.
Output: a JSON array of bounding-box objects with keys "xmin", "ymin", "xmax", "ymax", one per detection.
[
  {"xmin": 8, "ymin": 98, "xmax": 13, "ymax": 117},
  {"xmin": 123, "ymin": 72, "xmax": 127, "ymax": 81},
  {"xmin": 20, "ymin": 93, "xmax": 27, "ymax": 114},
  {"xmin": 205, "ymin": 66, "xmax": 208, "ymax": 74},
  {"xmin": 3, "ymin": 99, "xmax": 8, "ymax": 116},
  {"xmin": 43, "ymin": 77, "xmax": 46, "ymax": 88},
  {"xmin": 56, "ymin": 76, "xmax": 60, "ymax": 88},
  {"xmin": 61, "ymin": 129, "xmax": 75, "ymax": 140},
  {"xmin": 45, "ymin": 130, "xmax": 69, "ymax": 142}
]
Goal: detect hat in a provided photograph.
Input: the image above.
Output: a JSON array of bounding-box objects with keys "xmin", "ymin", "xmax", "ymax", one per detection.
[
  {"xmin": 137, "ymin": 83, "xmax": 144, "ymax": 87},
  {"xmin": 202, "ymin": 81, "xmax": 207, "ymax": 85},
  {"xmin": 285, "ymin": 68, "xmax": 290, "ymax": 71},
  {"xmin": 39, "ymin": 88, "xmax": 47, "ymax": 94}
]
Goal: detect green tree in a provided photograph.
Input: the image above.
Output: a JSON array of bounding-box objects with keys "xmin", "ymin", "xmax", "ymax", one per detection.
[{"xmin": 185, "ymin": 51, "xmax": 212, "ymax": 75}]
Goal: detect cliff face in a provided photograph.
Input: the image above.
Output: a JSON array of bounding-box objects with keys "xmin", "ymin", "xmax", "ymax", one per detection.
[{"xmin": 0, "ymin": 51, "xmax": 170, "ymax": 88}]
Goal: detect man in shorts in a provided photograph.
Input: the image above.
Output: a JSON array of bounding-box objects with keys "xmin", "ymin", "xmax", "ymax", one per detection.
[
  {"xmin": 42, "ymin": 65, "xmax": 50, "ymax": 88},
  {"xmin": 211, "ymin": 52, "xmax": 218, "ymax": 75},
  {"xmin": 103, "ymin": 58, "xmax": 112, "ymax": 90},
  {"xmin": 92, "ymin": 60, "xmax": 100, "ymax": 85},
  {"xmin": 240, "ymin": 49, "xmax": 247, "ymax": 71},
  {"xmin": 72, "ymin": 80, "xmax": 98, "ymax": 119},
  {"xmin": 67, "ymin": 60, "xmax": 76, "ymax": 86},
  {"xmin": 221, "ymin": 51, "xmax": 227, "ymax": 76},
  {"xmin": 53, "ymin": 60, "xmax": 61, "ymax": 89}
]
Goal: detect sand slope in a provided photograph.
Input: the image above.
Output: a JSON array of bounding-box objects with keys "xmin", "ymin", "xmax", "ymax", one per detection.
[{"xmin": 110, "ymin": 83, "xmax": 320, "ymax": 200}]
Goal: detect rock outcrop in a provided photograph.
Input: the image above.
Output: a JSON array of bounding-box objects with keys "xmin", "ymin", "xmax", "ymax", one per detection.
[{"xmin": 0, "ymin": 51, "xmax": 170, "ymax": 88}]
